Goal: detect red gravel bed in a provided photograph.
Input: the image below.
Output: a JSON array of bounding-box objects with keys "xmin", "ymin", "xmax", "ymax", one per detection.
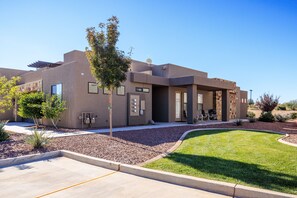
[{"xmin": 1, "ymin": 121, "xmax": 296, "ymax": 165}]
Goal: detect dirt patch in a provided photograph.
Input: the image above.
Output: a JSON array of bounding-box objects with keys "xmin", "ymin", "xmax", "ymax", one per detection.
[{"xmin": 1, "ymin": 121, "xmax": 296, "ymax": 164}]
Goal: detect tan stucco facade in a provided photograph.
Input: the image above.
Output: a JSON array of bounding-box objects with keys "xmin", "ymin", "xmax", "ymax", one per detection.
[{"xmin": 0, "ymin": 50, "xmax": 248, "ymax": 128}]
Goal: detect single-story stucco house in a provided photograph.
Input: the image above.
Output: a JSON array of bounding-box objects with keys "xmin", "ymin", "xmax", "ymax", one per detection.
[{"xmin": 0, "ymin": 50, "xmax": 248, "ymax": 128}]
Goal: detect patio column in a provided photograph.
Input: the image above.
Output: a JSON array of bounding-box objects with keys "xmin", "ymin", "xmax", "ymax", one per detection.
[
  {"xmin": 222, "ymin": 89, "xmax": 230, "ymax": 121},
  {"xmin": 187, "ymin": 84, "xmax": 198, "ymax": 124}
]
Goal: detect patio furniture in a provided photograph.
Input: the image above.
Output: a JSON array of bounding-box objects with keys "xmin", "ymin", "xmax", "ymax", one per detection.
[{"xmin": 208, "ymin": 109, "xmax": 217, "ymax": 120}]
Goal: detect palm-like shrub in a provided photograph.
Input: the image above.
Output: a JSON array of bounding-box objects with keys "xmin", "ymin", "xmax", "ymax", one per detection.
[
  {"xmin": 26, "ymin": 130, "xmax": 49, "ymax": 149},
  {"xmin": 0, "ymin": 121, "xmax": 9, "ymax": 141}
]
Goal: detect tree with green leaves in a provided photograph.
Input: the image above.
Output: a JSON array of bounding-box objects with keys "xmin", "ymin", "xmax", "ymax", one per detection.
[
  {"xmin": 0, "ymin": 76, "xmax": 21, "ymax": 114},
  {"xmin": 86, "ymin": 16, "xmax": 131, "ymax": 136},
  {"xmin": 41, "ymin": 94, "xmax": 66, "ymax": 129},
  {"xmin": 18, "ymin": 92, "xmax": 44, "ymax": 127}
]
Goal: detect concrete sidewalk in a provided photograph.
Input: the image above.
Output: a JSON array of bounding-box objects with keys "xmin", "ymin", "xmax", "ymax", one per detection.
[
  {"xmin": 0, "ymin": 157, "xmax": 229, "ymax": 198},
  {"xmin": 4, "ymin": 120, "xmax": 241, "ymax": 138}
]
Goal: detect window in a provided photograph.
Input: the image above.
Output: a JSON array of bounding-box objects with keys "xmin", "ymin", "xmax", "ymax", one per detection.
[
  {"xmin": 143, "ymin": 88, "xmax": 150, "ymax": 93},
  {"xmin": 183, "ymin": 93, "xmax": 187, "ymax": 118},
  {"xmin": 136, "ymin": 87, "xmax": 143, "ymax": 92},
  {"xmin": 135, "ymin": 87, "xmax": 150, "ymax": 93},
  {"xmin": 197, "ymin": 93, "xmax": 203, "ymax": 114},
  {"xmin": 103, "ymin": 87, "xmax": 111, "ymax": 95},
  {"xmin": 175, "ymin": 92, "xmax": 181, "ymax": 119},
  {"xmin": 51, "ymin": 83, "xmax": 62, "ymax": 98},
  {"xmin": 88, "ymin": 82, "xmax": 98, "ymax": 94},
  {"xmin": 116, "ymin": 85, "xmax": 125, "ymax": 96}
]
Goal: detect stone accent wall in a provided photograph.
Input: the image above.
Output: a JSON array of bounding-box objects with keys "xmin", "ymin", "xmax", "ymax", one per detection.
[
  {"xmin": 229, "ymin": 90, "xmax": 237, "ymax": 119},
  {"xmin": 215, "ymin": 89, "xmax": 238, "ymax": 120},
  {"xmin": 216, "ymin": 91, "xmax": 222, "ymax": 120}
]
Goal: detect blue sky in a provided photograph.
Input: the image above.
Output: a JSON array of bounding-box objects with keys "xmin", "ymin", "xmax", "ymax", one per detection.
[{"xmin": 0, "ymin": 0, "xmax": 296, "ymax": 102}]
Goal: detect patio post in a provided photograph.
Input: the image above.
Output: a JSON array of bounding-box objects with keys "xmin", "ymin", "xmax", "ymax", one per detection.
[
  {"xmin": 222, "ymin": 89, "xmax": 230, "ymax": 121},
  {"xmin": 187, "ymin": 84, "xmax": 198, "ymax": 124}
]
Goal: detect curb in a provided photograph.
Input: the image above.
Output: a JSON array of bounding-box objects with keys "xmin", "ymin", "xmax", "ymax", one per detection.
[
  {"xmin": 60, "ymin": 150, "xmax": 120, "ymax": 171},
  {"xmin": 0, "ymin": 150, "xmax": 61, "ymax": 168},
  {"xmin": 278, "ymin": 134, "xmax": 297, "ymax": 147},
  {"xmin": 1, "ymin": 150, "xmax": 296, "ymax": 198}
]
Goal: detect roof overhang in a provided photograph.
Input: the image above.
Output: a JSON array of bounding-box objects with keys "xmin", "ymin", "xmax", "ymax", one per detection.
[{"xmin": 131, "ymin": 72, "xmax": 236, "ymax": 90}]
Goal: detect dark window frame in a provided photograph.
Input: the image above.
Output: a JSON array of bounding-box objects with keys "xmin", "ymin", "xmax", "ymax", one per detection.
[
  {"xmin": 51, "ymin": 83, "xmax": 63, "ymax": 99},
  {"xmin": 88, "ymin": 82, "xmax": 99, "ymax": 94}
]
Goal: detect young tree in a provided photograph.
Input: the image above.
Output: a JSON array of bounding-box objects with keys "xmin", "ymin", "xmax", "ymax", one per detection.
[
  {"xmin": 41, "ymin": 94, "xmax": 66, "ymax": 129},
  {"xmin": 256, "ymin": 93, "xmax": 279, "ymax": 112},
  {"xmin": 0, "ymin": 76, "xmax": 20, "ymax": 114},
  {"xmin": 18, "ymin": 92, "xmax": 44, "ymax": 127},
  {"xmin": 86, "ymin": 16, "xmax": 131, "ymax": 137}
]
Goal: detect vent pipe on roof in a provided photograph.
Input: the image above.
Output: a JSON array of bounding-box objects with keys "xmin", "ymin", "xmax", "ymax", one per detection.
[{"xmin": 146, "ymin": 58, "xmax": 152, "ymax": 67}]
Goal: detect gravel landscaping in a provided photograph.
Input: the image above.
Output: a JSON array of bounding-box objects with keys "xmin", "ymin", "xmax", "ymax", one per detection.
[{"xmin": 1, "ymin": 121, "xmax": 296, "ymax": 165}]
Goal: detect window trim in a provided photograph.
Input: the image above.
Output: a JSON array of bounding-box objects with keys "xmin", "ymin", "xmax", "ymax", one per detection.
[
  {"xmin": 51, "ymin": 83, "xmax": 63, "ymax": 99},
  {"xmin": 103, "ymin": 87, "xmax": 111, "ymax": 95},
  {"xmin": 88, "ymin": 82, "xmax": 98, "ymax": 94},
  {"xmin": 116, "ymin": 85, "xmax": 125, "ymax": 96}
]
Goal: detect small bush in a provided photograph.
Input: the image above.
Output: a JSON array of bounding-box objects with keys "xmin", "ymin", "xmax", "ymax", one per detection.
[
  {"xmin": 290, "ymin": 113, "xmax": 297, "ymax": 120},
  {"xmin": 276, "ymin": 104, "xmax": 286, "ymax": 111},
  {"xmin": 258, "ymin": 112, "xmax": 275, "ymax": 122},
  {"xmin": 248, "ymin": 118, "xmax": 256, "ymax": 123},
  {"xmin": 0, "ymin": 121, "xmax": 9, "ymax": 142},
  {"xmin": 234, "ymin": 119, "xmax": 243, "ymax": 126},
  {"xmin": 275, "ymin": 114, "xmax": 289, "ymax": 122},
  {"xmin": 193, "ymin": 117, "xmax": 198, "ymax": 124},
  {"xmin": 247, "ymin": 111, "xmax": 256, "ymax": 119},
  {"xmin": 26, "ymin": 130, "xmax": 50, "ymax": 149}
]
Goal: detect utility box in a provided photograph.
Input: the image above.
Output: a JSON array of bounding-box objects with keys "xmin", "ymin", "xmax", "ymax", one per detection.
[{"xmin": 127, "ymin": 93, "xmax": 146, "ymax": 126}]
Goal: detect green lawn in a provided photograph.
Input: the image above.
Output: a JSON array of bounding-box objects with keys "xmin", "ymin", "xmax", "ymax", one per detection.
[{"xmin": 144, "ymin": 130, "xmax": 297, "ymax": 194}]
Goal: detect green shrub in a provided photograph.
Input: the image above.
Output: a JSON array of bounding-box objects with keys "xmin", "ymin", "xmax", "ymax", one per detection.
[
  {"xmin": 274, "ymin": 114, "xmax": 289, "ymax": 122},
  {"xmin": 26, "ymin": 130, "xmax": 50, "ymax": 149},
  {"xmin": 290, "ymin": 112, "xmax": 297, "ymax": 120},
  {"xmin": 18, "ymin": 92, "xmax": 44, "ymax": 127},
  {"xmin": 248, "ymin": 118, "xmax": 256, "ymax": 123},
  {"xmin": 0, "ymin": 121, "xmax": 9, "ymax": 142},
  {"xmin": 234, "ymin": 119, "xmax": 243, "ymax": 126},
  {"xmin": 276, "ymin": 104, "xmax": 286, "ymax": 111},
  {"xmin": 247, "ymin": 111, "xmax": 256, "ymax": 118},
  {"xmin": 258, "ymin": 112, "xmax": 275, "ymax": 122}
]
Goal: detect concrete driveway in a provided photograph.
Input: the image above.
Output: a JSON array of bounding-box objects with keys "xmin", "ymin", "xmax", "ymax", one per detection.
[{"xmin": 0, "ymin": 157, "xmax": 229, "ymax": 198}]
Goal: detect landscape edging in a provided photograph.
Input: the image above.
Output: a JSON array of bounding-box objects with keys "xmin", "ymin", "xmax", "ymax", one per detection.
[
  {"xmin": 139, "ymin": 127, "xmax": 296, "ymax": 166},
  {"xmin": 1, "ymin": 150, "xmax": 296, "ymax": 198},
  {"xmin": 0, "ymin": 150, "xmax": 61, "ymax": 168}
]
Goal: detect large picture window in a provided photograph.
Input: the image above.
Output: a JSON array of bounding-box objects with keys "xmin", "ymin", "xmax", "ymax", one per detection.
[
  {"xmin": 116, "ymin": 85, "xmax": 125, "ymax": 96},
  {"xmin": 51, "ymin": 83, "xmax": 62, "ymax": 98},
  {"xmin": 88, "ymin": 82, "xmax": 98, "ymax": 94}
]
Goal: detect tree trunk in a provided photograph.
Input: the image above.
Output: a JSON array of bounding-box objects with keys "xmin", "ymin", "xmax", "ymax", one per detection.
[
  {"xmin": 51, "ymin": 119, "xmax": 58, "ymax": 130},
  {"xmin": 14, "ymin": 99, "xmax": 17, "ymax": 122},
  {"xmin": 109, "ymin": 92, "xmax": 113, "ymax": 137},
  {"xmin": 33, "ymin": 117, "xmax": 39, "ymax": 128}
]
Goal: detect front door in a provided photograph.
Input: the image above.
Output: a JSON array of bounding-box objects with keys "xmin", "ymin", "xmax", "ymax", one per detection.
[{"xmin": 175, "ymin": 92, "xmax": 187, "ymax": 122}]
